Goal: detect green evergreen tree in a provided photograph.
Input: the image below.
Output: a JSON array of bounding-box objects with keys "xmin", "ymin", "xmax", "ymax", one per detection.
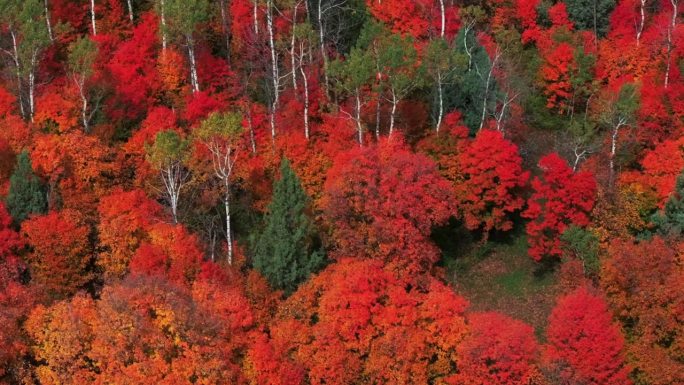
[
  {"xmin": 252, "ymin": 158, "xmax": 325, "ymax": 295},
  {"xmin": 564, "ymin": 0, "xmax": 615, "ymax": 38},
  {"xmin": 5, "ymin": 150, "xmax": 47, "ymax": 225},
  {"xmin": 652, "ymin": 170, "xmax": 684, "ymax": 236},
  {"xmin": 449, "ymin": 23, "xmax": 499, "ymax": 133}
]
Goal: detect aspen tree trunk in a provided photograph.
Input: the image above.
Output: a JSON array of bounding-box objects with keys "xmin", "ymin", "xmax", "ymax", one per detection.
[
  {"xmin": 636, "ymin": 0, "xmax": 645, "ymax": 45},
  {"xmin": 665, "ymin": 0, "xmax": 678, "ymax": 88},
  {"xmin": 90, "ymin": 0, "xmax": 97, "ymax": 35},
  {"xmin": 389, "ymin": 88, "xmax": 397, "ymax": 136},
  {"xmin": 9, "ymin": 29, "xmax": 25, "ymax": 119},
  {"xmin": 291, "ymin": 5, "xmax": 298, "ymax": 90},
  {"xmin": 219, "ymin": 0, "xmax": 231, "ymax": 58},
  {"xmin": 317, "ymin": 0, "xmax": 330, "ymax": 98},
  {"xmin": 160, "ymin": 0, "xmax": 168, "ymax": 50},
  {"xmin": 45, "ymin": 0, "xmax": 54, "ymax": 41},
  {"xmin": 127, "ymin": 0, "xmax": 134, "ymax": 22},
  {"xmin": 224, "ymin": 179, "xmax": 233, "ymax": 264},
  {"xmin": 300, "ymin": 54, "xmax": 310, "ymax": 139},
  {"xmin": 267, "ymin": 0, "xmax": 279, "ymax": 141},
  {"xmin": 187, "ymin": 35, "xmax": 200, "ymax": 93},
  {"xmin": 439, "ymin": 0, "xmax": 445, "ymax": 38},
  {"xmin": 436, "ymin": 70, "xmax": 444, "ymax": 132},
  {"xmin": 253, "ymin": 0, "xmax": 259, "ymax": 35},
  {"xmin": 355, "ymin": 88, "xmax": 363, "ymax": 145}
]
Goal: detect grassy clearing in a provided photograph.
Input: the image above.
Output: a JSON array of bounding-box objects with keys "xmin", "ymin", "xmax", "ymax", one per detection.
[{"xmin": 438, "ymin": 231, "xmax": 561, "ymax": 336}]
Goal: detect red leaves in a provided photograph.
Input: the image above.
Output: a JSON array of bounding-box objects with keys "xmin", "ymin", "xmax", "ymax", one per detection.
[
  {"xmin": 523, "ymin": 154, "xmax": 596, "ymax": 261},
  {"xmin": 130, "ymin": 223, "xmax": 204, "ymax": 286},
  {"xmin": 540, "ymin": 42, "xmax": 576, "ymax": 112},
  {"xmin": 107, "ymin": 13, "xmax": 162, "ymax": 119},
  {"xmin": 456, "ymin": 130, "xmax": 529, "ymax": 235},
  {"xmin": 322, "ymin": 137, "xmax": 455, "ymax": 272},
  {"xmin": 543, "ymin": 286, "xmax": 632, "ymax": 385},
  {"xmin": 453, "ymin": 312, "xmax": 539, "ymax": 385}
]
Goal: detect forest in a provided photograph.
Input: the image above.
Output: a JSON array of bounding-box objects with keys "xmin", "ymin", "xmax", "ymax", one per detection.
[{"xmin": 0, "ymin": 0, "xmax": 682, "ymax": 384}]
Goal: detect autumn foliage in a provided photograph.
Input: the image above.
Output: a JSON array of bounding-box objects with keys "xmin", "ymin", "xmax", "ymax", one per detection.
[
  {"xmin": 0, "ymin": 0, "xmax": 681, "ymax": 384},
  {"xmin": 523, "ymin": 154, "xmax": 596, "ymax": 261}
]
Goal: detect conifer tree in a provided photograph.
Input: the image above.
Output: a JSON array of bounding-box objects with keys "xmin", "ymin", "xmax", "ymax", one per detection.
[
  {"xmin": 5, "ymin": 150, "xmax": 47, "ymax": 225},
  {"xmin": 652, "ymin": 169, "xmax": 684, "ymax": 236},
  {"xmin": 252, "ymin": 158, "xmax": 325, "ymax": 295}
]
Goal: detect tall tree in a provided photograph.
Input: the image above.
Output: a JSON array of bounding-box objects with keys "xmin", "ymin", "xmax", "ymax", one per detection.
[
  {"xmin": 543, "ymin": 286, "xmax": 632, "ymax": 385},
  {"xmin": 523, "ymin": 153, "xmax": 596, "ymax": 261},
  {"xmin": 5, "ymin": 150, "xmax": 46, "ymax": 225},
  {"xmin": 0, "ymin": 0, "xmax": 52, "ymax": 121},
  {"xmin": 195, "ymin": 112, "xmax": 243, "ymax": 265},
  {"xmin": 163, "ymin": 0, "xmax": 209, "ymax": 93},
  {"xmin": 564, "ymin": 0, "xmax": 616, "ymax": 38},
  {"xmin": 146, "ymin": 130, "xmax": 189, "ymax": 224},
  {"xmin": 66, "ymin": 36, "xmax": 99, "ymax": 133},
  {"xmin": 252, "ymin": 158, "xmax": 325, "ymax": 295}
]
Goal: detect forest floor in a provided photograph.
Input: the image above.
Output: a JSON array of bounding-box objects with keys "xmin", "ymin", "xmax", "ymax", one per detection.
[{"xmin": 439, "ymin": 229, "xmax": 561, "ymax": 337}]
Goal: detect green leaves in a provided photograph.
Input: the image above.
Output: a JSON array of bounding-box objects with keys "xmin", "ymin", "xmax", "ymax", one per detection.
[
  {"xmin": 197, "ymin": 111, "xmax": 243, "ymax": 142},
  {"xmin": 147, "ymin": 130, "xmax": 188, "ymax": 170},
  {"xmin": 252, "ymin": 158, "xmax": 325, "ymax": 295},
  {"xmin": 67, "ymin": 37, "xmax": 98, "ymax": 80},
  {"xmin": 5, "ymin": 150, "xmax": 47, "ymax": 225}
]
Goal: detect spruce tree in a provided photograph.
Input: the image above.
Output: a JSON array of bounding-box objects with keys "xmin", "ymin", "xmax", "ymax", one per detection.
[
  {"xmin": 5, "ymin": 150, "xmax": 47, "ymax": 225},
  {"xmin": 652, "ymin": 170, "xmax": 684, "ymax": 236},
  {"xmin": 252, "ymin": 158, "xmax": 325, "ymax": 295}
]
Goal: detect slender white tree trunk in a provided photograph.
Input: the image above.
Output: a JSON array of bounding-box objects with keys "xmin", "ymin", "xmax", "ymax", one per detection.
[
  {"xmin": 267, "ymin": 0, "xmax": 279, "ymax": 141},
  {"xmin": 439, "ymin": 0, "xmax": 445, "ymax": 38},
  {"xmin": 45, "ymin": 0, "xmax": 54, "ymax": 41},
  {"xmin": 355, "ymin": 88, "xmax": 363, "ymax": 145},
  {"xmin": 127, "ymin": 0, "xmax": 134, "ymax": 22},
  {"xmin": 28, "ymin": 51, "xmax": 38, "ymax": 122},
  {"xmin": 8, "ymin": 29, "xmax": 25, "ymax": 119},
  {"xmin": 160, "ymin": 0, "xmax": 168, "ymax": 51},
  {"xmin": 290, "ymin": 4, "xmax": 298, "ymax": 90},
  {"xmin": 665, "ymin": 0, "xmax": 678, "ymax": 88},
  {"xmin": 436, "ymin": 70, "xmax": 444, "ymax": 132},
  {"xmin": 253, "ymin": 0, "xmax": 259, "ymax": 35},
  {"xmin": 186, "ymin": 36, "xmax": 200, "ymax": 93},
  {"xmin": 90, "ymin": 0, "xmax": 97, "ymax": 35},
  {"xmin": 636, "ymin": 0, "xmax": 645, "ymax": 45},
  {"xmin": 300, "ymin": 52, "xmax": 310, "ymax": 139},
  {"xmin": 224, "ymin": 180, "xmax": 233, "ymax": 264},
  {"xmin": 219, "ymin": 0, "xmax": 231, "ymax": 57},
  {"xmin": 317, "ymin": 0, "xmax": 330, "ymax": 98},
  {"xmin": 389, "ymin": 88, "xmax": 397, "ymax": 136}
]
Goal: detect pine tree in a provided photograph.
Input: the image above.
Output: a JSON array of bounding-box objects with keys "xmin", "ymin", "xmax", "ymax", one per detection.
[
  {"xmin": 5, "ymin": 150, "xmax": 47, "ymax": 225},
  {"xmin": 652, "ymin": 169, "xmax": 684, "ymax": 236},
  {"xmin": 252, "ymin": 158, "xmax": 325, "ymax": 295}
]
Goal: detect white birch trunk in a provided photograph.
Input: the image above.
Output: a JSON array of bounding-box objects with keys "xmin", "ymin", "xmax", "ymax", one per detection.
[{"xmin": 90, "ymin": 0, "xmax": 97, "ymax": 36}]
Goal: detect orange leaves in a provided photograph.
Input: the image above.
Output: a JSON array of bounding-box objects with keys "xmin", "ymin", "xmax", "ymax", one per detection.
[
  {"xmin": 602, "ymin": 237, "xmax": 684, "ymax": 385},
  {"xmin": 266, "ymin": 258, "xmax": 469, "ymax": 384},
  {"xmin": 27, "ymin": 276, "xmax": 256, "ymax": 385},
  {"xmin": 130, "ymin": 223, "xmax": 204, "ymax": 286},
  {"xmin": 97, "ymin": 188, "xmax": 164, "ymax": 280},
  {"xmin": 21, "ymin": 209, "xmax": 91, "ymax": 299}
]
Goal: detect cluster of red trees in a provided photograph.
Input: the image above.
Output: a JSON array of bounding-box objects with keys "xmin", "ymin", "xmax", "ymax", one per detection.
[{"xmin": 0, "ymin": 0, "xmax": 681, "ymax": 384}]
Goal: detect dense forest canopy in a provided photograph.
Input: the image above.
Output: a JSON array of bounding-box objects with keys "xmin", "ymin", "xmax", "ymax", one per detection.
[{"xmin": 0, "ymin": 0, "xmax": 683, "ymax": 384}]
